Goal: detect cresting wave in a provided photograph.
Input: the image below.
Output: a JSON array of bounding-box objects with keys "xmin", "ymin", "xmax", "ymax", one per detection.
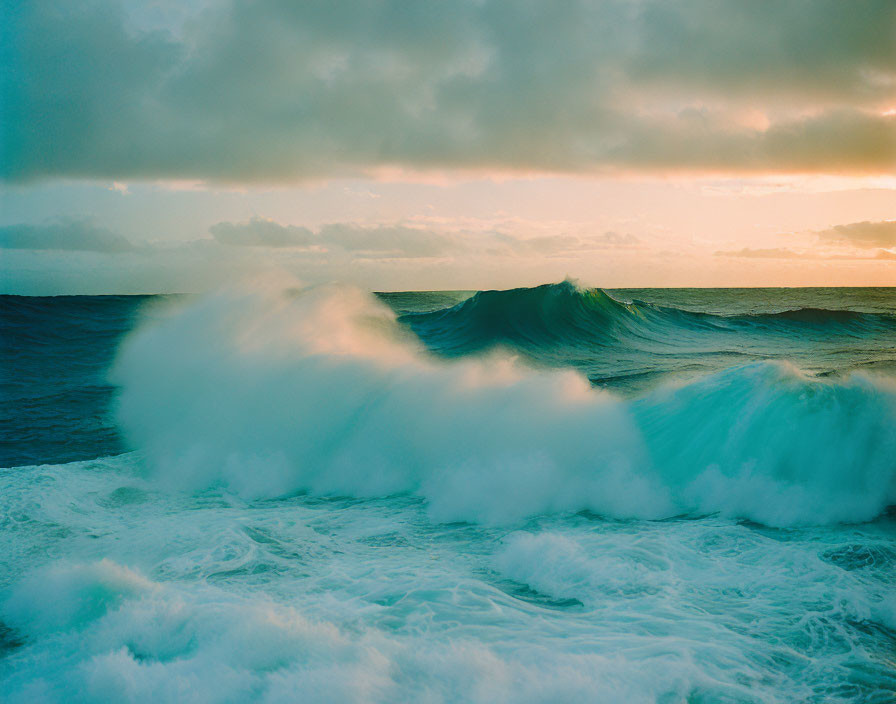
[
  {"xmin": 112, "ymin": 280, "xmax": 896, "ymax": 527},
  {"xmin": 401, "ymin": 280, "xmax": 896, "ymax": 356}
]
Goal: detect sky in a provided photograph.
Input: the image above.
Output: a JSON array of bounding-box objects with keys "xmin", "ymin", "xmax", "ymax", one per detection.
[{"xmin": 1, "ymin": 0, "xmax": 895, "ymax": 293}]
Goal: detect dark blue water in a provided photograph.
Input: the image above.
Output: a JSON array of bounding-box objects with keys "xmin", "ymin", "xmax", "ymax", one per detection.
[{"xmin": 1, "ymin": 295, "xmax": 156, "ymax": 466}]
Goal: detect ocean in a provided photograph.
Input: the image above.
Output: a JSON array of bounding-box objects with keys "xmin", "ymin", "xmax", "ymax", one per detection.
[{"xmin": 1, "ymin": 282, "xmax": 894, "ymax": 703}]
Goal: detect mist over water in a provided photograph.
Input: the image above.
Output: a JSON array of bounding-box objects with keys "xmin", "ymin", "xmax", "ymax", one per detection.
[{"xmin": 1, "ymin": 281, "xmax": 895, "ymax": 702}]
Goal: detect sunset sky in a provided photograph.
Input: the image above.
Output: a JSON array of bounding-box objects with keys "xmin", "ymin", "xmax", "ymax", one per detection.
[{"xmin": 2, "ymin": 0, "xmax": 895, "ymax": 293}]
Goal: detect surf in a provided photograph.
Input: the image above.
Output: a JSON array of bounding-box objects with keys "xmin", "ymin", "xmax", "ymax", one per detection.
[{"xmin": 111, "ymin": 280, "xmax": 896, "ymax": 527}]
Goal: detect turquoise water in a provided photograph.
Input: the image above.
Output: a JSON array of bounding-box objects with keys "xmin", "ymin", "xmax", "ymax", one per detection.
[{"xmin": 1, "ymin": 283, "xmax": 894, "ymax": 702}]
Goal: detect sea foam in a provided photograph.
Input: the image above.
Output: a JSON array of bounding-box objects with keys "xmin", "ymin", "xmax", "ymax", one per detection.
[
  {"xmin": 0, "ymin": 558, "xmax": 752, "ymax": 704},
  {"xmin": 112, "ymin": 281, "xmax": 896, "ymax": 526}
]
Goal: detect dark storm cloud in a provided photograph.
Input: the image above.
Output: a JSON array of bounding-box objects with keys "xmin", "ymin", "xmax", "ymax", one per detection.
[
  {"xmin": 3, "ymin": 0, "xmax": 895, "ymax": 182},
  {"xmin": 0, "ymin": 220, "xmax": 135, "ymax": 252}
]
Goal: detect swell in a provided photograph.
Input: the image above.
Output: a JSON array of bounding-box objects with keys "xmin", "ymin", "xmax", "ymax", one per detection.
[
  {"xmin": 111, "ymin": 282, "xmax": 896, "ymax": 527},
  {"xmin": 400, "ymin": 281, "xmax": 896, "ymax": 357}
]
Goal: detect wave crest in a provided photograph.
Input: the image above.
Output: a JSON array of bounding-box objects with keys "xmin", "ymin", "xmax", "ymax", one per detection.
[{"xmin": 401, "ymin": 280, "xmax": 896, "ymax": 358}]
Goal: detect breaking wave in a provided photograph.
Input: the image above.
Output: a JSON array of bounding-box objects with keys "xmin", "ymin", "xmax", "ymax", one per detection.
[{"xmin": 111, "ymin": 280, "xmax": 896, "ymax": 527}]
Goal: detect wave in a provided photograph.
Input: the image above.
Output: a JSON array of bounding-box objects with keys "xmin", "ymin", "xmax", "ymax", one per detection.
[
  {"xmin": 400, "ymin": 280, "xmax": 896, "ymax": 357},
  {"xmin": 111, "ymin": 280, "xmax": 896, "ymax": 527}
]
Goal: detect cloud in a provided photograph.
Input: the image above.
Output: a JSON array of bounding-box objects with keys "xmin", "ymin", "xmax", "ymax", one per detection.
[
  {"xmin": 716, "ymin": 244, "xmax": 896, "ymax": 261},
  {"xmin": 318, "ymin": 223, "xmax": 456, "ymax": 257},
  {"xmin": 213, "ymin": 219, "xmax": 643, "ymax": 259},
  {"xmin": 491, "ymin": 231, "xmax": 640, "ymax": 256},
  {"xmin": 2, "ymin": 215, "xmax": 892, "ymax": 294},
  {"xmin": 0, "ymin": 215, "xmax": 639, "ymax": 263},
  {"xmin": 0, "ymin": 220, "xmax": 135, "ymax": 252},
  {"xmin": 209, "ymin": 218, "xmax": 457, "ymax": 257},
  {"xmin": 714, "ymin": 248, "xmax": 804, "ymax": 259},
  {"xmin": 817, "ymin": 220, "xmax": 896, "ymax": 248},
  {"xmin": 210, "ymin": 218, "xmax": 315, "ymax": 247},
  {"xmin": 3, "ymin": 0, "xmax": 894, "ymax": 182}
]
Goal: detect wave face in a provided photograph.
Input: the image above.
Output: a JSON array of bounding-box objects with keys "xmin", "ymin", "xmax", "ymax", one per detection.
[
  {"xmin": 110, "ymin": 282, "xmax": 896, "ymax": 527},
  {"xmin": 401, "ymin": 281, "xmax": 896, "ymax": 390}
]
